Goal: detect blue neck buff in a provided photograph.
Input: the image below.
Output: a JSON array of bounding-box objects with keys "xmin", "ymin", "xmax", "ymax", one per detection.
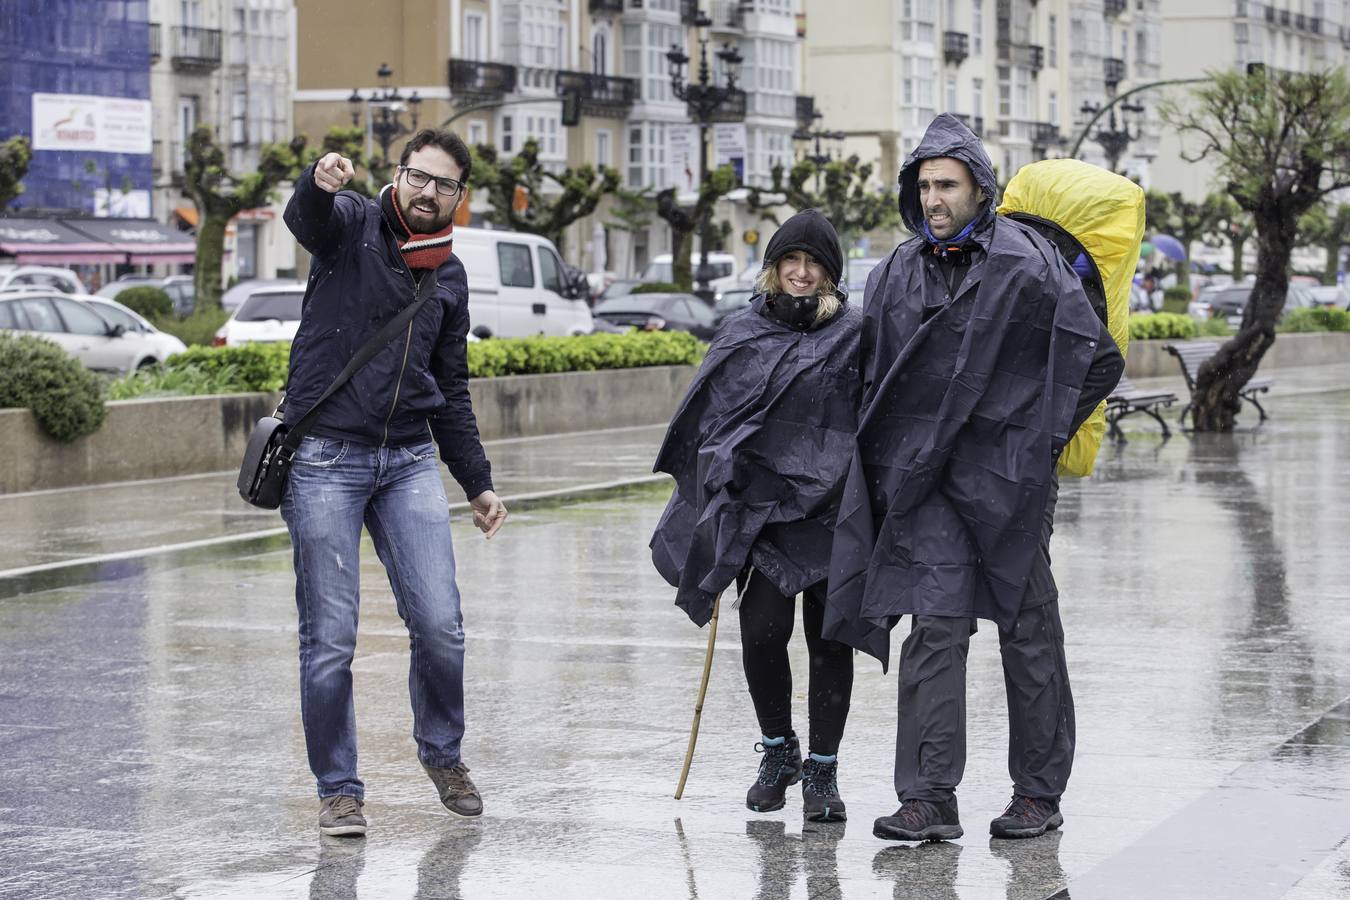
[{"xmin": 922, "ymin": 218, "xmax": 979, "ymax": 256}]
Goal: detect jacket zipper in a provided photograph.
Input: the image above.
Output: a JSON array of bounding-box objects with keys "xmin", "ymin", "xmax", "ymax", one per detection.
[{"xmin": 382, "ymin": 231, "xmax": 421, "ymax": 447}]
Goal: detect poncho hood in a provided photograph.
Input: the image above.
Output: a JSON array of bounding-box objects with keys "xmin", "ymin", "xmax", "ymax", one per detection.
[{"xmin": 898, "ymin": 113, "xmax": 999, "ymax": 237}]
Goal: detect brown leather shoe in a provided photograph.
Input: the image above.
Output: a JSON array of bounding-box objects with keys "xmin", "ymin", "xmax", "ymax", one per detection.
[{"xmin": 422, "ymin": 761, "xmax": 484, "ymax": 818}]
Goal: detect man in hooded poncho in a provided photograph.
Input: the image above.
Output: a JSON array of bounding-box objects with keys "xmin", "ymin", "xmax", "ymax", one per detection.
[{"xmin": 823, "ymin": 114, "xmax": 1125, "ymax": 842}]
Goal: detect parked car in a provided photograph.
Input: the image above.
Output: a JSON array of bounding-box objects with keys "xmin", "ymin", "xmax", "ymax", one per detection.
[
  {"xmin": 98, "ymin": 274, "xmax": 196, "ymax": 316},
  {"xmin": 713, "ymin": 287, "xmax": 755, "ymax": 326},
  {"xmin": 213, "ymin": 285, "xmax": 305, "ymax": 347},
  {"xmin": 592, "ymin": 292, "xmax": 717, "ymax": 340},
  {"xmin": 844, "ymin": 257, "xmax": 884, "ymax": 301},
  {"xmin": 221, "ymin": 278, "xmax": 305, "ymax": 311},
  {"xmin": 641, "ymin": 252, "xmax": 757, "ymax": 297},
  {"xmin": 1306, "ymin": 284, "xmax": 1350, "ymax": 310},
  {"xmin": 0, "ymin": 290, "xmax": 187, "ymax": 372},
  {"xmin": 0, "ymin": 264, "xmax": 85, "ymax": 294},
  {"xmin": 448, "ymin": 227, "xmax": 594, "ymax": 338},
  {"xmin": 597, "ymin": 279, "xmax": 641, "ymax": 303},
  {"xmin": 1188, "ymin": 282, "xmax": 1317, "ymax": 326}
]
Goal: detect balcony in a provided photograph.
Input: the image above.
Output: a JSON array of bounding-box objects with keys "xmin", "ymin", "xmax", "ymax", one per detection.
[
  {"xmin": 555, "ymin": 71, "xmax": 638, "ymax": 117},
  {"xmin": 943, "ymin": 31, "xmax": 969, "ymax": 65},
  {"xmin": 1103, "ymin": 0, "xmax": 1126, "ymax": 17},
  {"xmin": 1104, "ymin": 56, "xmax": 1126, "ymax": 87},
  {"xmin": 693, "ymin": 88, "xmax": 746, "ymax": 124},
  {"xmin": 796, "ymin": 94, "xmax": 818, "ymax": 130},
  {"xmin": 149, "ymin": 23, "xmax": 161, "ymax": 61},
  {"xmin": 680, "ymin": 0, "xmax": 700, "ymax": 26},
  {"xmin": 448, "ymin": 59, "xmax": 517, "ymax": 102},
  {"xmin": 1032, "ymin": 121, "xmax": 1061, "ymax": 147},
  {"xmin": 1028, "ymin": 44, "xmax": 1045, "ymax": 72},
  {"xmin": 1000, "ymin": 41, "xmax": 1042, "ymax": 70},
  {"xmin": 170, "ymin": 26, "xmax": 222, "ymax": 72},
  {"xmin": 709, "ymin": 0, "xmax": 745, "ymax": 31},
  {"xmin": 955, "ymin": 113, "xmax": 984, "ymax": 137},
  {"xmin": 589, "ymin": 0, "xmax": 623, "ymax": 14}
]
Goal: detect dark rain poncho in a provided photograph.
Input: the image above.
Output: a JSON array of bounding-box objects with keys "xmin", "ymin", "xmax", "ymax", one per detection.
[
  {"xmin": 651, "ymin": 297, "xmax": 863, "ymax": 628},
  {"xmin": 823, "ymin": 114, "xmax": 1103, "ymax": 664}
]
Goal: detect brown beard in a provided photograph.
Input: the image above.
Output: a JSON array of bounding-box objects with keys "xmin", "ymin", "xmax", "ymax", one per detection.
[{"xmin": 398, "ymin": 192, "xmax": 453, "ymax": 233}]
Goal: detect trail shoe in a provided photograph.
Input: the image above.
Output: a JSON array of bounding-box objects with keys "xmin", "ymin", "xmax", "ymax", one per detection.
[
  {"xmin": 318, "ymin": 795, "xmax": 367, "ymax": 837},
  {"xmin": 423, "ymin": 761, "xmax": 484, "ymax": 819},
  {"xmin": 989, "ymin": 794, "xmax": 1062, "ymax": 839},
  {"xmin": 873, "ymin": 797, "xmax": 963, "ymax": 842},
  {"xmin": 746, "ymin": 734, "xmax": 803, "ymax": 813},
  {"xmin": 801, "ymin": 757, "xmax": 846, "ymax": 822}
]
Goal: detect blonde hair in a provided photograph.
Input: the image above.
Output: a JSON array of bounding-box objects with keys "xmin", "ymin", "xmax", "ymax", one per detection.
[{"xmin": 755, "ymin": 261, "xmax": 841, "ymax": 326}]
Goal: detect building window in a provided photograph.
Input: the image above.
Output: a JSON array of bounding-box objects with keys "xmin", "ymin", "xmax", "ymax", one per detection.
[
  {"xmin": 468, "ymin": 120, "xmax": 487, "ymax": 146},
  {"xmin": 946, "ymin": 75, "xmax": 957, "ymax": 111},
  {"xmin": 1049, "ymin": 90, "xmax": 1058, "ymax": 125},
  {"xmin": 230, "ymin": 89, "xmax": 247, "ymax": 145},
  {"xmin": 972, "ymin": 77, "xmax": 983, "ymax": 117},
  {"xmin": 902, "ymin": 56, "xmax": 936, "ymax": 127},
  {"xmin": 597, "ymin": 129, "xmax": 612, "ymax": 169},
  {"xmin": 625, "ymin": 121, "xmax": 670, "ymax": 188},
  {"xmin": 502, "ymin": 115, "xmax": 514, "ymax": 154},
  {"xmin": 623, "ymin": 22, "xmax": 685, "ymax": 103},
  {"xmin": 972, "ymin": 0, "xmax": 983, "ymax": 55},
  {"xmin": 592, "ymin": 26, "xmax": 610, "ymax": 75},
  {"xmin": 997, "ymin": 66, "xmax": 1010, "ymax": 118},
  {"xmin": 746, "ymin": 38, "xmax": 794, "ymax": 118},
  {"xmin": 1048, "ymin": 14, "xmax": 1057, "ymax": 67},
  {"xmin": 465, "ymin": 12, "xmax": 485, "ymax": 61},
  {"xmin": 521, "ymin": 3, "xmax": 562, "ymax": 68}
]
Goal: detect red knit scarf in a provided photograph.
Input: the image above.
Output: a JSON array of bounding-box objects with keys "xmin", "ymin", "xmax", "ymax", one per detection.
[{"xmin": 381, "ymin": 183, "xmax": 454, "ymax": 270}]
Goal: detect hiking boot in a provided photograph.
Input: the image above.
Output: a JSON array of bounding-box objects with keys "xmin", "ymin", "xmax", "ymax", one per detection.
[
  {"xmin": 801, "ymin": 757, "xmax": 847, "ymax": 822},
  {"xmin": 989, "ymin": 794, "xmax": 1062, "ymax": 839},
  {"xmin": 873, "ymin": 797, "xmax": 963, "ymax": 842},
  {"xmin": 423, "ymin": 761, "xmax": 484, "ymax": 819},
  {"xmin": 746, "ymin": 734, "xmax": 802, "ymax": 813},
  {"xmin": 318, "ymin": 794, "xmax": 367, "ymax": 837}
]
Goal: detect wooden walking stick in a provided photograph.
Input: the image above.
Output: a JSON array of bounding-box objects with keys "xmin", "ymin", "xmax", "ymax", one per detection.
[{"xmin": 675, "ymin": 591, "xmax": 722, "ymax": 800}]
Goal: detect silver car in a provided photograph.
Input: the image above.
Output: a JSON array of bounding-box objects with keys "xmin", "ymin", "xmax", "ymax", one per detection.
[{"xmin": 0, "ymin": 290, "xmax": 187, "ymax": 372}]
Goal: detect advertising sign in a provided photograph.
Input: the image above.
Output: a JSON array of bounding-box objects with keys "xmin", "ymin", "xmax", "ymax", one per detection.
[
  {"xmin": 668, "ymin": 125, "xmax": 700, "ymax": 194},
  {"xmin": 32, "ymin": 93, "xmax": 152, "ymax": 154},
  {"xmin": 713, "ymin": 123, "xmax": 747, "ymax": 183}
]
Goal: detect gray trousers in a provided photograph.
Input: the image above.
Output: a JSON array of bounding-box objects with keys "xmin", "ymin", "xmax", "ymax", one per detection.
[{"xmin": 892, "ymin": 597, "xmax": 1075, "ymax": 801}]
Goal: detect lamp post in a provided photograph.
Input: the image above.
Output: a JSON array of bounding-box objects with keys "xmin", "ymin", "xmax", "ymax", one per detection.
[
  {"xmin": 348, "ymin": 63, "xmax": 423, "ymax": 165},
  {"xmin": 793, "ymin": 122, "xmax": 846, "ymax": 194},
  {"xmin": 1078, "ymin": 99, "xmax": 1145, "ymax": 174},
  {"xmin": 667, "ymin": 12, "xmax": 744, "ymax": 301}
]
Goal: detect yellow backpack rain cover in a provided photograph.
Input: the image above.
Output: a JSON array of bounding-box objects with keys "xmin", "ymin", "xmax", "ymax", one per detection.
[{"xmin": 997, "ymin": 159, "xmax": 1144, "ymax": 477}]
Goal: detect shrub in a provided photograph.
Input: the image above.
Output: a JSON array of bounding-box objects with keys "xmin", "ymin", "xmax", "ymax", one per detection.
[
  {"xmin": 630, "ymin": 281, "xmax": 684, "ymax": 295},
  {"xmin": 115, "ymin": 286, "xmax": 173, "ymax": 319},
  {"xmin": 1160, "ymin": 286, "xmax": 1191, "ymax": 315},
  {"xmin": 150, "ymin": 305, "xmax": 231, "ymax": 347},
  {"xmin": 1197, "ymin": 317, "xmax": 1234, "ymax": 337},
  {"xmin": 1128, "ymin": 312, "xmax": 1198, "ymax": 341},
  {"xmin": 1280, "ymin": 307, "xmax": 1350, "ymax": 333},
  {"xmin": 109, "ymin": 341, "xmax": 290, "ymax": 399},
  {"xmin": 0, "ymin": 333, "xmax": 106, "ymax": 442}
]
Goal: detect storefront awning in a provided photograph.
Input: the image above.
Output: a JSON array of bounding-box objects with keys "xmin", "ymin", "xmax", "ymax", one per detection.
[
  {"xmin": 63, "ymin": 218, "xmax": 198, "ymax": 265},
  {"xmin": 0, "ymin": 217, "xmax": 128, "ymax": 264}
]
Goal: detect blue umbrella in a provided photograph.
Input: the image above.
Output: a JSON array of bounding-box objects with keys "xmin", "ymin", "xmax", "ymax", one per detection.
[{"xmin": 1151, "ymin": 234, "xmax": 1187, "ymax": 261}]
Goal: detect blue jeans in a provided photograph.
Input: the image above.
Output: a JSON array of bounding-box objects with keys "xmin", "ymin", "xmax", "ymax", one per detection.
[{"xmin": 280, "ymin": 435, "xmax": 465, "ymax": 799}]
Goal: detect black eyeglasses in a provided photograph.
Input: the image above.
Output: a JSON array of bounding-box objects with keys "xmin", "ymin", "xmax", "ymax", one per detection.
[{"xmin": 399, "ymin": 166, "xmax": 466, "ymax": 197}]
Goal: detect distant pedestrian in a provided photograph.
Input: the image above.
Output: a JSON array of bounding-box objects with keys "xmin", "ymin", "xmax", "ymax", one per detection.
[
  {"xmin": 280, "ymin": 128, "xmax": 507, "ymax": 837},
  {"xmin": 652, "ymin": 209, "xmax": 865, "ymax": 822},
  {"xmin": 824, "ymin": 114, "xmax": 1125, "ymax": 842}
]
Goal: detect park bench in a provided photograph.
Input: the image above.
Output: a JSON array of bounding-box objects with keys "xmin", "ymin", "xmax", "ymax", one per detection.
[
  {"xmin": 1105, "ymin": 375, "xmax": 1177, "ymax": 442},
  {"xmin": 1164, "ymin": 341, "xmax": 1273, "ymax": 426}
]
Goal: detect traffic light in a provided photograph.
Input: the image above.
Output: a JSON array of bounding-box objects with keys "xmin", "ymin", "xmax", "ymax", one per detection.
[{"xmin": 561, "ymin": 89, "xmax": 580, "ymax": 127}]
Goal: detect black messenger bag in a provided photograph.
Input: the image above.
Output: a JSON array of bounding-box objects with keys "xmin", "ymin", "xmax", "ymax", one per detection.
[{"xmin": 237, "ymin": 274, "xmax": 436, "ymax": 509}]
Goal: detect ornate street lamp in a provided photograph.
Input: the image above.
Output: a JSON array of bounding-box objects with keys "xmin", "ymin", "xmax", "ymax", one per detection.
[
  {"xmin": 667, "ymin": 11, "xmax": 745, "ymax": 300},
  {"xmin": 1079, "ymin": 99, "xmax": 1145, "ymax": 174},
  {"xmin": 348, "ymin": 63, "xmax": 423, "ymax": 164}
]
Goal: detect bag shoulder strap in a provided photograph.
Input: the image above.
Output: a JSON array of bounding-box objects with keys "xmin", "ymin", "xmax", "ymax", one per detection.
[{"xmin": 282, "ymin": 273, "xmax": 436, "ymax": 450}]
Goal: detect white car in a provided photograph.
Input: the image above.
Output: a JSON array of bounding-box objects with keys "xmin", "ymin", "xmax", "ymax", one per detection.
[
  {"xmin": 0, "ymin": 264, "xmax": 86, "ymax": 294},
  {"xmin": 213, "ymin": 285, "xmax": 305, "ymax": 347},
  {"xmin": 0, "ymin": 290, "xmax": 187, "ymax": 372},
  {"xmin": 641, "ymin": 251, "xmax": 752, "ymax": 298}
]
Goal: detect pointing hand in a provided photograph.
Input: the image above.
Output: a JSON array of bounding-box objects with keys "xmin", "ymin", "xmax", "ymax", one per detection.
[{"xmin": 314, "ymin": 152, "xmax": 355, "ymax": 193}]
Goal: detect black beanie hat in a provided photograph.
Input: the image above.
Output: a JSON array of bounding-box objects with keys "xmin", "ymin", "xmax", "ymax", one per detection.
[{"xmin": 761, "ymin": 209, "xmax": 843, "ymax": 287}]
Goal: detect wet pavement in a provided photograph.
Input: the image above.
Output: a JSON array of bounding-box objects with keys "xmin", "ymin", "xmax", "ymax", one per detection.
[{"xmin": 4, "ymin": 384, "xmax": 1350, "ymax": 898}]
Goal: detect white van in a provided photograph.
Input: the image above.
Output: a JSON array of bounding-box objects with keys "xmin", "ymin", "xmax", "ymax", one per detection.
[{"xmin": 450, "ymin": 227, "xmax": 594, "ymax": 338}]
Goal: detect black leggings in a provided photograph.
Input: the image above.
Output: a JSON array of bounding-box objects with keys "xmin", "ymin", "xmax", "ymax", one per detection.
[{"xmin": 738, "ymin": 570, "xmax": 854, "ymax": 757}]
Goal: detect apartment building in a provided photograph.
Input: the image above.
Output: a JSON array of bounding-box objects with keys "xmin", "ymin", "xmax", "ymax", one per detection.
[
  {"xmin": 149, "ymin": 0, "xmax": 297, "ymax": 279},
  {"xmin": 1153, "ymin": 0, "xmax": 1350, "ymax": 199},
  {"xmin": 294, "ymin": 1, "xmax": 807, "ymax": 275},
  {"xmin": 802, "ymin": 0, "xmax": 1162, "ymax": 205}
]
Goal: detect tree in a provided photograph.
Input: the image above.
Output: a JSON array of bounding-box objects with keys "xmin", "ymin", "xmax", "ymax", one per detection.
[
  {"xmin": 182, "ymin": 125, "xmax": 305, "ymax": 310},
  {"xmin": 655, "ymin": 164, "xmax": 739, "ymax": 291},
  {"xmin": 603, "ymin": 186, "xmax": 656, "ymax": 275},
  {"xmin": 1297, "ymin": 201, "xmax": 1350, "ymax": 284},
  {"xmin": 1143, "ymin": 190, "xmax": 1225, "ymax": 291},
  {"xmin": 0, "ymin": 135, "xmax": 32, "ymax": 208},
  {"xmin": 1210, "ymin": 193, "xmax": 1254, "ymax": 281},
  {"xmin": 469, "ymin": 138, "xmax": 619, "ymax": 250},
  {"xmin": 1162, "ymin": 67, "xmax": 1350, "ymax": 430},
  {"xmin": 746, "ymin": 154, "xmax": 900, "ymax": 248}
]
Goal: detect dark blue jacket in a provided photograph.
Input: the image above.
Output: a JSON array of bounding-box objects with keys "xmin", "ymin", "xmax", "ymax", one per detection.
[{"xmin": 282, "ymin": 164, "xmax": 493, "ymax": 500}]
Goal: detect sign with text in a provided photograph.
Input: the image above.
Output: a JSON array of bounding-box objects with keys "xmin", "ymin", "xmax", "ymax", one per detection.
[
  {"xmin": 713, "ymin": 123, "xmax": 747, "ymax": 183},
  {"xmin": 32, "ymin": 93, "xmax": 152, "ymax": 154},
  {"xmin": 668, "ymin": 125, "xmax": 700, "ymax": 194}
]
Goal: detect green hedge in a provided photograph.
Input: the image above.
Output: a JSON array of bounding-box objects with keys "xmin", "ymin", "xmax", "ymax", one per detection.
[
  {"xmin": 115, "ymin": 286, "xmax": 173, "ymax": 319},
  {"xmin": 1128, "ymin": 312, "xmax": 1198, "ymax": 341},
  {"xmin": 109, "ymin": 330, "xmax": 706, "ymax": 399},
  {"xmin": 0, "ymin": 333, "xmax": 106, "ymax": 442},
  {"xmin": 1279, "ymin": 307, "xmax": 1350, "ymax": 333},
  {"xmin": 150, "ymin": 305, "xmax": 231, "ymax": 347},
  {"xmin": 630, "ymin": 281, "xmax": 683, "ymax": 295}
]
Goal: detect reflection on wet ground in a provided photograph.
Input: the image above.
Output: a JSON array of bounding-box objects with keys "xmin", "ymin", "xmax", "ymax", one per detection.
[{"xmin": 4, "ymin": 394, "xmax": 1350, "ymax": 897}]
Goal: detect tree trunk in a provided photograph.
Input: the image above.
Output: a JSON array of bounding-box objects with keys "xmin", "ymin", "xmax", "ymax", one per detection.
[
  {"xmin": 1231, "ymin": 235, "xmax": 1246, "ymax": 280},
  {"xmin": 1190, "ymin": 205, "xmax": 1291, "ymax": 431},
  {"xmin": 194, "ymin": 214, "xmax": 228, "ymax": 311},
  {"xmin": 1323, "ymin": 240, "xmax": 1340, "ymax": 285},
  {"xmin": 672, "ymin": 227, "xmax": 694, "ymax": 291}
]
